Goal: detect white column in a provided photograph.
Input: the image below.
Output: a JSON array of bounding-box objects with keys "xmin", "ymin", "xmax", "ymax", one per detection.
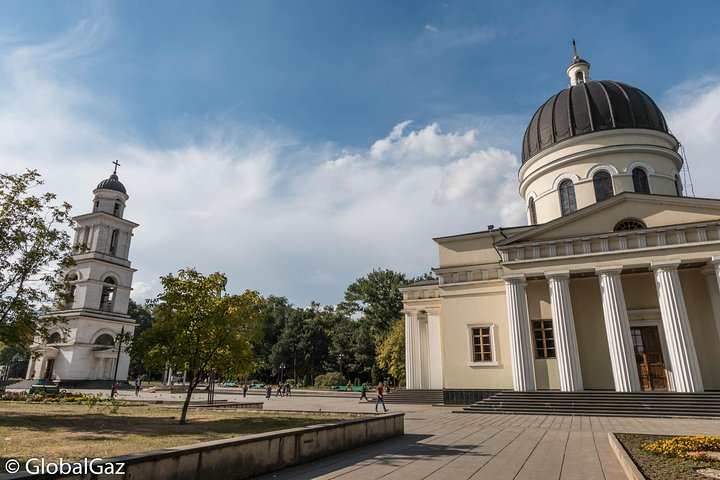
[
  {"xmin": 651, "ymin": 260, "xmax": 703, "ymax": 392},
  {"xmin": 426, "ymin": 309, "xmax": 444, "ymax": 390},
  {"xmin": 504, "ymin": 275, "xmax": 536, "ymax": 391},
  {"xmin": 545, "ymin": 271, "xmax": 584, "ymax": 391},
  {"xmin": 404, "ymin": 311, "xmax": 418, "ymax": 389},
  {"xmin": 596, "ymin": 266, "xmax": 641, "ymax": 392}
]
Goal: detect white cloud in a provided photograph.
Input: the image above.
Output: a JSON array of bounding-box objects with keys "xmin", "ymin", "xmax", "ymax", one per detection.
[
  {"xmin": 665, "ymin": 76, "xmax": 720, "ymax": 198},
  {"xmin": 421, "ymin": 24, "xmax": 500, "ymax": 48},
  {"xmin": 0, "ymin": 18, "xmax": 525, "ymax": 306},
  {"xmin": 424, "ymin": 24, "xmax": 438, "ymax": 33}
]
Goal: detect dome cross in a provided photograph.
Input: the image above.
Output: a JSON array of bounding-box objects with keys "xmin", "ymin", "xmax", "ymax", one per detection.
[{"xmin": 112, "ymin": 160, "xmax": 121, "ymax": 174}]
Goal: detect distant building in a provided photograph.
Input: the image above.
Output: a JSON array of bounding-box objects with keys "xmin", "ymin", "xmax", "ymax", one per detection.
[
  {"xmin": 402, "ymin": 48, "xmax": 720, "ymax": 396},
  {"xmin": 27, "ymin": 166, "xmax": 138, "ymax": 385}
]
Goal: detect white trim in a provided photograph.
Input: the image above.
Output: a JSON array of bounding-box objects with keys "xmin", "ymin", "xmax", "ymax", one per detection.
[
  {"xmin": 466, "ymin": 324, "xmax": 498, "ymax": 367},
  {"xmin": 626, "ymin": 161, "xmax": 655, "ymax": 175},
  {"xmin": 587, "ymin": 164, "xmax": 619, "ymax": 178},
  {"xmin": 552, "ymin": 173, "xmax": 580, "ymax": 190}
]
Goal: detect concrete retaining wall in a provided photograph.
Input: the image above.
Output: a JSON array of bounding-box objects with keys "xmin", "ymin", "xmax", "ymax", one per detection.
[{"xmin": 5, "ymin": 413, "xmax": 404, "ymax": 479}]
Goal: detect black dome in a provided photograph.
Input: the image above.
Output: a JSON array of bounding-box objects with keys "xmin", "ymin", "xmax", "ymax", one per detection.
[
  {"xmin": 521, "ymin": 80, "xmax": 670, "ymax": 164},
  {"xmin": 96, "ymin": 173, "xmax": 126, "ymax": 194}
]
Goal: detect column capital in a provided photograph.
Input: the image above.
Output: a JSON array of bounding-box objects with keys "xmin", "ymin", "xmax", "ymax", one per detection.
[
  {"xmin": 650, "ymin": 260, "xmax": 681, "ymax": 271},
  {"xmin": 503, "ymin": 274, "xmax": 526, "ymax": 285},
  {"xmin": 709, "ymin": 256, "xmax": 720, "ymax": 267},
  {"xmin": 545, "ymin": 270, "xmax": 570, "ymax": 280},
  {"xmin": 401, "ymin": 310, "xmax": 416, "ymax": 317},
  {"xmin": 595, "ymin": 265, "xmax": 624, "ymax": 276},
  {"xmin": 424, "ymin": 307, "xmax": 441, "ymax": 316}
]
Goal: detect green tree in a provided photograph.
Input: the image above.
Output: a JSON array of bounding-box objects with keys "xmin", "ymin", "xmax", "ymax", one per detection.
[
  {"xmin": 133, "ymin": 269, "xmax": 265, "ymax": 424},
  {"xmin": 0, "ymin": 344, "xmax": 29, "ymax": 378},
  {"xmin": 340, "ymin": 269, "xmax": 408, "ymax": 341},
  {"xmin": 376, "ymin": 318, "xmax": 406, "ymax": 381},
  {"xmin": 126, "ymin": 299, "xmax": 154, "ymax": 378},
  {"xmin": 0, "ymin": 170, "xmax": 74, "ymax": 346}
]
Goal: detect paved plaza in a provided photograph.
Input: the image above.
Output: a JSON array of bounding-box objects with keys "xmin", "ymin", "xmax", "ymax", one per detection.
[{"xmin": 80, "ymin": 387, "xmax": 720, "ymax": 479}]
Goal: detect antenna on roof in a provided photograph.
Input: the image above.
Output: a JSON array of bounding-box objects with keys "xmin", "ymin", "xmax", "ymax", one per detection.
[{"xmin": 572, "ymin": 38, "xmax": 579, "ymax": 59}]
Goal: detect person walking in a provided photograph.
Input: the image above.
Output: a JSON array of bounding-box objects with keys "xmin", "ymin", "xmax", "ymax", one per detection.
[
  {"xmin": 134, "ymin": 377, "xmax": 141, "ymax": 396},
  {"xmin": 360, "ymin": 385, "xmax": 368, "ymax": 401},
  {"xmin": 375, "ymin": 382, "xmax": 388, "ymax": 413},
  {"xmin": 265, "ymin": 385, "xmax": 272, "ymax": 400},
  {"xmin": 286, "ymin": 383, "xmax": 291, "ymax": 397},
  {"xmin": 242, "ymin": 384, "xmax": 248, "ymax": 398}
]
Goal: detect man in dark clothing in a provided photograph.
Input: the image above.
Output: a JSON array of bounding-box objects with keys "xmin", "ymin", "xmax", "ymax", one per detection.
[
  {"xmin": 242, "ymin": 384, "xmax": 248, "ymax": 398},
  {"xmin": 360, "ymin": 385, "xmax": 368, "ymax": 401}
]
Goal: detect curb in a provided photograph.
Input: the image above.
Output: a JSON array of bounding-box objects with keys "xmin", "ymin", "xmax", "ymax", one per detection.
[{"xmin": 607, "ymin": 432, "xmax": 646, "ymax": 480}]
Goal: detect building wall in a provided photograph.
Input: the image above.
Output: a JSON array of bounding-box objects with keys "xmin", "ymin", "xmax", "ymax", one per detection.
[
  {"xmin": 440, "ymin": 282, "xmax": 513, "ymax": 389},
  {"xmin": 526, "ymin": 280, "xmax": 560, "ymax": 390}
]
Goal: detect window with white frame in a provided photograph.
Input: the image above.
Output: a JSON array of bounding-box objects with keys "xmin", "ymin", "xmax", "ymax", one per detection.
[{"xmin": 469, "ymin": 325, "xmax": 495, "ymax": 364}]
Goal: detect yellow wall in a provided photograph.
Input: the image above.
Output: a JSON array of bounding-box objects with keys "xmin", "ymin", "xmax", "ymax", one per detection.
[{"xmin": 439, "ymin": 282, "xmax": 513, "ymax": 389}]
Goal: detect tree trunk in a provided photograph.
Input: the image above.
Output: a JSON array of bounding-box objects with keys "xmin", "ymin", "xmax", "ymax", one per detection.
[{"xmin": 179, "ymin": 371, "xmax": 197, "ymax": 425}]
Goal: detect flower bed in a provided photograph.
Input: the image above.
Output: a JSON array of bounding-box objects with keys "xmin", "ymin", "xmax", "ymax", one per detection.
[
  {"xmin": 0, "ymin": 391, "xmax": 108, "ymax": 404},
  {"xmin": 617, "ymin": 433, "xmax": 720, "ymax": 480}
]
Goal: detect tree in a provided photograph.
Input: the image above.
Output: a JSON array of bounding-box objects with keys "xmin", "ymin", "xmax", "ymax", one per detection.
[
  {"xmin": 340, "ymin": 269, "xmax": 408, "ymax": 341},
  {"xmin": 376, "ymin": 318, "xmax": 405, "ymax": 381},
  {"xmin": 126, "ymin": 299, "xmax": 155, "ymax": 378},
  {"xmin": 0, "ymin": 170, "xmax": 74, "ymax": 346},
  {"xmin": 133, "ymin": 269, "xmax": 265, "ymax": 424}
]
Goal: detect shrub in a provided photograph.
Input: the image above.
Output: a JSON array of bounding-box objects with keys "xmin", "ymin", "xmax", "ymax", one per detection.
[{"xmin": 314, "ymin": 372, "xmax": 346, "ymax": 387}]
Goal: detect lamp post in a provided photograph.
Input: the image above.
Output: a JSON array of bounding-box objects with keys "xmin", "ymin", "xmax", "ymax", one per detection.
[
  {"xmin": 337, "ymin": 353, "xmax": 344, "ymax": 380},
  {"xmin": 110, "ymin": 326, "xmax": 125, "ymax": 399},
  {"xmin": 279, "ymin": 362, "xmax": 286, "ymax": 384}
]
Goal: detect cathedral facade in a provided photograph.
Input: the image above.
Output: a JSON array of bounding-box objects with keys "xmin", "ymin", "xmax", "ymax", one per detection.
[
  {"xmin": 26, "ymin": 168, "xmax": 138, "ymax": 385},
  {"xmin": 402, "ymin": 50, "xmax": 720, "ymax": 397}
]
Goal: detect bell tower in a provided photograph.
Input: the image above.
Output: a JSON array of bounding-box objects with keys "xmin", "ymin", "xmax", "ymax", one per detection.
[{"xmin": 27, "ymin": 163, "xmax": 139, "ymax": 385}]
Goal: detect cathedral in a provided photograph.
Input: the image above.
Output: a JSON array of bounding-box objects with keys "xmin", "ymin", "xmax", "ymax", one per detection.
[
  {"xmin": 402, "ymin": 48, "xmax": 720, "ymax": 399},
  {"xmin": 26, "ymin": 166, "xmax": 138, "ymax": 385}
]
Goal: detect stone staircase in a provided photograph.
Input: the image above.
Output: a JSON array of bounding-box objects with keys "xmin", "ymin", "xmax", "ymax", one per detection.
[
  {"xmin": 381, "ymin": 389, "xmax": 444, "ymax": 405},
  {"xmin": 463, "ymin": 391, "xmax": 720, "ymax": 417}
]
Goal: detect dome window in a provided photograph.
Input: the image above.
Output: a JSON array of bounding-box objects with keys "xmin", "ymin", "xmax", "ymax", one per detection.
[
  {"xmin": 48, "ymin": 332, "xmax": 62, "ymax": 344},
  {"xmin": 528, "ymin": 197, "xmax": 538, "ymax": 225},
  {"xmin": 593, "ymin": 171, "xmax": 614, "ymax": 202},
  {"xmin": 614, "ymin": 219, "xmax": 646, "ymax": 231},
  {"xmin": 558, "ymin": 180, "xmax": 577, "ymax": 216},
  {"xmin": 632, "ymin": 168, "xmax": 650, "ymax": 194},
  {"xmin": 675, "ymin": 174, "xmax": 683, "ymax": 196}
]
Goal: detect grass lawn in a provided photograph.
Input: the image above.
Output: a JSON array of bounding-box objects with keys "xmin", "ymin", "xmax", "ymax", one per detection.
[
  {"xmin": 616, "ymin": 433, "xmax": 720, "ymax": 480},
  {"xmin": 0, "ymin": 401, "xmax": 353, "ymax": 469}
]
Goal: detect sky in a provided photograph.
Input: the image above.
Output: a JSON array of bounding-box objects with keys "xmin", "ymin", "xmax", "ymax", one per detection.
[{"xmin": 1, "ymin": 1, "xmax": 720, "ymax": 306}]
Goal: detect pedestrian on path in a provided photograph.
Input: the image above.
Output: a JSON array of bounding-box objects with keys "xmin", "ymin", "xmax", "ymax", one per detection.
[
  {"xmin": 360, "ymin": 385, "xmax": 368, "ymax": 401},
  {"xmin": 134, "ymin": 377, "xmax": 141, "ymax": 396},
  {"xmin": 265, "ymin": 385, "xmax": 272, "ymax": 400},
  {"xmin": 375, "ymin": 382, "xmax": 388, "ymax": 413},
  {"xmin": 243, "ymin": 384, "xmax": 248, "ymax": 398}
]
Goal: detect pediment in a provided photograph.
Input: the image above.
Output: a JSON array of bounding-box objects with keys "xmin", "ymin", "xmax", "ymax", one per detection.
[{"xmin": 498, "ymin": 193, "xmax": 720, "ymax": 246}]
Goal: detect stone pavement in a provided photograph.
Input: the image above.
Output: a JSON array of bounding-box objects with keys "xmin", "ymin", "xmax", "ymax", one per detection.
[{"xmin": 29, "ymin": 387, "xmax": 720, "ymax": 479}]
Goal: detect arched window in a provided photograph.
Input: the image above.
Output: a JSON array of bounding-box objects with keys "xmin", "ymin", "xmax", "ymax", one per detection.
[
  {"xmin": 94, "ymin": 334, "xmax": 115, "ymax": 346},
  {"xmin": 528, "ymin": 197, "xmax": 538, "ymax": 225},
  {"xmin": 675, "ymin": 174, "xmax": 683, "ymax": 196},
  {"xmin": 632, "ymin": 168, "xmax": 650, "ymax": 194},
  {"xmin": 113, "ymin": 201, "xmax": 121, "ymax": 217},
  {"xmin": 575, "ymin": 71, "xmax": 584, "ymax": 84},
  {"xmin": 614, "ymin": 219, "xmax": 647, "ymax": 231},
  {"xmin": 593, "ymin": 171, "xmax": 614, "ymax": 202},
  {"xmin": 100, "ymin": 277, "xmax": 116, "ymax": 312},
  {"xmin": 558, "ymin": 179, "xmax": 577, "ymax": 216},
  {"xmin": 48, "ymin": 332, "xmax": 62, "ymax": 344}
]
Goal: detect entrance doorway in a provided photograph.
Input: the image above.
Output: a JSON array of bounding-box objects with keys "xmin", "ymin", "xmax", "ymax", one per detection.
[
  {"xmin": 631, "ymin": 326, "xmax": 668, "ymax": 391},
  {"xmin": 43, "ymin": 359, "xmax": 55, "ymax": 381}
]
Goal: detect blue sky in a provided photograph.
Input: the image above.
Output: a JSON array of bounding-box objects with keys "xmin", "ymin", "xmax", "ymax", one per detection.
[{"xmin": 2, "ymin": 1, "xmax": 720, "ymax": 305}]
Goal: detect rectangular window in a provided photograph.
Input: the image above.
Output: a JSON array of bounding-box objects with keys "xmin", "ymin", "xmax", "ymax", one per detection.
[
  {"xmin": 533, "ymin": 320, "xmax": 556, "ymax": 359},
  {"xmin": 109, "ymin": 229, "xmax": 119, "ymax": 256},
  {"xmin": 471, "ymin": 327, "xmax": 493, "ymax": 362}
]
